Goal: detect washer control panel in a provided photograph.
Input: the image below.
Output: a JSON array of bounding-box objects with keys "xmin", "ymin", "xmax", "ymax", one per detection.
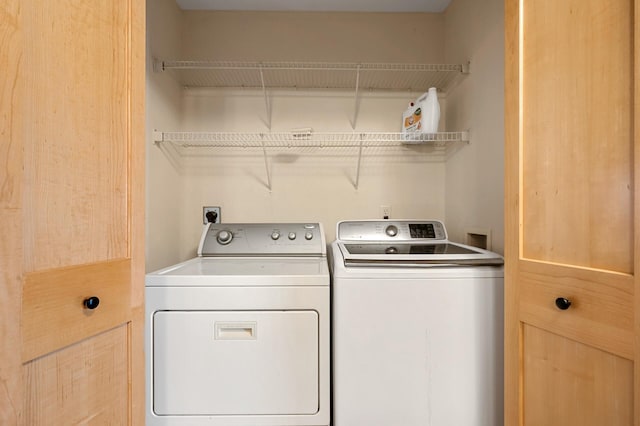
[
  {"xmin": 199, "ymin": 223, "xmax": 325, "ymax": 256},
  {"xmin": 337, "ymin": 220, "xmax": 447, "ymax": 242}
]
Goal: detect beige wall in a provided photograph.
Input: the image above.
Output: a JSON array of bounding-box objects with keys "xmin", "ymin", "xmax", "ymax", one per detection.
[
  {"xmin": 181, "ymin": 11, "xmax": 445, "ymax": 62},
  {"xmin": 444, "ymin": 0, "xmax": 504, "ymax": 254},
  {"xmin": 146, "ymin": 0, "xmax": 184, "ymax": 271},
  {"xmin": 146, "ymin": 5, "xmax": 505, "ymax": 268}
]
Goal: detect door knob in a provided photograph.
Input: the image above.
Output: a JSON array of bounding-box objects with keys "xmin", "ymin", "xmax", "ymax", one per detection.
[
  {"xmin": 555, "ymin": 297, "xmax": 571, "ymax": 310},
  {"xmin": 83, "ymin": 296, "xmax": 100, "ymax": 310}
]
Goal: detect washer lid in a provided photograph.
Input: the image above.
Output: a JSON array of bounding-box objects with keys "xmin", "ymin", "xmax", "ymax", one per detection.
[
  {"xmin": 334, "ymin": 220, "xmax": 503, "ymax": 267},
  {"xmin": 342, "ymin": 242, "xmax": 478, "ymax": 255},
  {"xmin": 337, "ymin": 241, "xmax": 504, "ymax": 267}
]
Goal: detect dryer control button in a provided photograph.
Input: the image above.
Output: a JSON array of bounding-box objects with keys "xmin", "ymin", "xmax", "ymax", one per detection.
[
  {"xmin": 305, "ymin": 232, "xmax": 313, "ymax": 240},
  {"xmin": 385, "ymin": 225, "xmax": 399, "ymax": 237},
  {"xmin": 288, "ymin": 232, "xmax": 297, "ymax": 240},
  {"xmin": 271, "ymin": 231, "xmax": 281, "ymax": 240},
  {"xmin": 216, "ymin": 230, "xmax": 233, "ymax": 245}
]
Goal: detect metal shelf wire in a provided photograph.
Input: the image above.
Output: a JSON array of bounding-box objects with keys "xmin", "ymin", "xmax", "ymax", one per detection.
[
  {"xmin": 155, "ymin": 60, "xmax": 469, "ymax": 92},
  {"xmin": 153, "ymin": 131, "xmax": 469, "ymax": 191},
  {"xmin": 152, "ymin": 61, "xmax": 471, "ymax": 189},
  {"xmin": 154, "ymin": 131, "xmax": 469, "ymax": 148},
  {"xmin": 154, "ymin": 59, "xmax": 469, "ymax": 129}
]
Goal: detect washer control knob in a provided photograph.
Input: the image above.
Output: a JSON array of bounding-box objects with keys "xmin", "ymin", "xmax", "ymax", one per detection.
[
  {"xmin": 271, "ymin": 231, "xmax": 280, "ymax": 240},
  {"xmin": 305, "ymin": 232, "xmax": 313, "ymax": 240},
  {"xmin": 385, "ymin": 225, "xmax": 399, "ymax": 237},
  {"xmin": 216, "ymin": 230, "xmax": 233, "ymax": 245},
  {"xmin": 288, "ymin": 232, "xmax": 296, "ymax": 240}
]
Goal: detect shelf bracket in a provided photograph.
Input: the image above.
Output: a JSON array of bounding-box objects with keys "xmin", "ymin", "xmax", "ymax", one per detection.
[
  {"xmin": 354, "ymin": 133, "xmax": 364, "ymax": 190},
  {"xmin": 152, "ymin": 130, "xmax": 164, "ymax": 144},
  {"xmin": 350, "ymin": 65, "xmax": 361, "ymax": 130},
  {"xmin": 260, "ymin": 134, "xmax": 272, "ymax": 192},
  {"xmin": 259, "ymin": 65, "xmax": 272, "ymax": 130},
  {"xmin": 152, "ymin": 57, "xmax": 165, "ymax": 73}
]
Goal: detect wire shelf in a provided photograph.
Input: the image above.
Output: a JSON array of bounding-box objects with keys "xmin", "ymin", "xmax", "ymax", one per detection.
[
  {"xmin": 154, "ymin": 131, "xmax": 470, "ymax": 148},
  {"xmin": 156, "ymin": 60, "xmax": 469, "ymax": 92},
  {"xmin": 153, "ymin": 130, "xmax": 469, "ymax": 191}
]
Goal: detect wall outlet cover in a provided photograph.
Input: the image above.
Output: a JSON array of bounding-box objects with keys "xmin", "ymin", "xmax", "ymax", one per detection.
[
  {"xmin": 380, "ymin": 205, "xmax": 392, "ymax": 219},
  {"xmin": 203, "ymin": 206, "xmax": 221, "ymax": 224}
]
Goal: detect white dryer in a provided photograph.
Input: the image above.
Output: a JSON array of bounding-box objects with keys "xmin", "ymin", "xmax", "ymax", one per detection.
[
  {"xmin": 330, "ymin": 220, "xmax": 504, "ymax": 426},
  {"xmin": 146, "ymin": 223, "xmax": 330, "ymax": 426}
]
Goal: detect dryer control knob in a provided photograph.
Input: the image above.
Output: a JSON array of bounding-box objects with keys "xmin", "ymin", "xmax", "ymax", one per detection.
[
  {"xmin": 385, "ymin": 225, "xmax": 399, "ymax": 237},
  {"xmin": 271, "ymin": 231, "xmax": 281, "ymax": 240},
  {"xmin": 305, "ymin": 232, "xmax": 313, "ymax": 240},
  {"xmin": 288, "ymin": 232, "xmax": 296, "ymax": 240},
  {"xmin": 216, "ymin": 230, "xmax": 233, "ymax": 245}
]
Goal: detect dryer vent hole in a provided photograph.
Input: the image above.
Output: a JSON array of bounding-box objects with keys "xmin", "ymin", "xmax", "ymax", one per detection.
[{"xmin": 466, "ymin": 229, "xmax": 490, "ymax": 250}]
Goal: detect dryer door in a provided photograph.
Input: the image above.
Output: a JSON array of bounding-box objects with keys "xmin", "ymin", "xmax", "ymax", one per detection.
[{"xmin": 152, "ymin": 310, "xmax": 319, "ymax": 416}]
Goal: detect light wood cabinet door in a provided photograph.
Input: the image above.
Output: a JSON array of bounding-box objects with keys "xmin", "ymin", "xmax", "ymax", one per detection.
[
  {"xmin": 1, "ymin": 0, "xmax": 145, "ymax": 424},
  {"xmin": 505, "ymin": 0, "xmax": 638, "ymax": 424}
]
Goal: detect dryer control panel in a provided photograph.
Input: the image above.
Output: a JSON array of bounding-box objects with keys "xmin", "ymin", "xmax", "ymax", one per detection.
[
  {"xmin": 337, "ymin": 220, "xmax": 447, "ymax": 242},
  {"xmin": 198, "ymin": 223, "xmax": 326, "ymax": 256}
]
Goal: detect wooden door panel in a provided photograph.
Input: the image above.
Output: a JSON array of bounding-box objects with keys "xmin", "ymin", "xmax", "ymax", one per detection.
[
  {"xmin": 23, "ymin": 325, "xmax": 129, "ymax": 425},
  {"xmin": 524, "ymin": 325, "xmax": 633, "ymax": 426},
  {"xmin": 0, "ymin": 0, "xmax": 145, "ymax": 423},
  {"xmin": 0, "ymin": 1, "xmax": 24, "ymax": 424},
  {"xmin": 23, "ymin": 0, "xmax": 130, "ymax": 272},
  {"xmin": 505, "ymin": 0, "xmax": 638, "ymax": 423},
  {"xmin": 22, "ymin": 260, "xmax": 132, "ymax": 362},
  {"xmin": 519, "ymin": 261, "xmax": 633, "ymax": 359},
  {"xmin": 521, "ymin": 0, "xmax": 633, "ymax": 274}
]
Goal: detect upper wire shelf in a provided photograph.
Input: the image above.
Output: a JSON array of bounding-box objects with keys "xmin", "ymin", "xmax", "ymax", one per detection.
[{"xmin": 154, "ymin": 60, "xmax": 470, "ymax": 92}]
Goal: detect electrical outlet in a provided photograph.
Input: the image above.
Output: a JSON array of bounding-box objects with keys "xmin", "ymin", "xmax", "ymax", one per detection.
[
  {"xmin": 203, "ymin": 206, "xmax": 221, "ymax": 224},
  {"xmin": 380, "ymin": 205, "xmax": 392, "ymax": 219}
]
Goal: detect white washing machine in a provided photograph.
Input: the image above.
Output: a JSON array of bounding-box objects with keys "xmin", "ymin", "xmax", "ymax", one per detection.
[
  {"xmin": 146, "ymin": 223, "xmax": 330, "ymax": 426},
  {"xmin": 330, "ymin": 220, "xmax": 504, "ymax": 426}
]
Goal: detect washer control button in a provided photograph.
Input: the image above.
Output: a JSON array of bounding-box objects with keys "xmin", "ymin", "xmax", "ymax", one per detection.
[
  {"xmin": 271, "ymin": 231, "xmax": 280, "ymax": 240},
  {"xmin": 385, "ymin": 225, "xmax": 399, "ymax": 237},
  {"xmin": 305, "ymin": 232, "xmax": 313, "ymax": 240},
  {"xmin": 216, "ymin": 230, "xmax": 233, "ymax": 245},
  {"xmin": 288, "ymin": 232, "xmax": 297, "ymax": 240}
]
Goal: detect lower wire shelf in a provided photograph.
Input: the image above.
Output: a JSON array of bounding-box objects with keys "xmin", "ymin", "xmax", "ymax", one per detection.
[
  {"xmin": 153, "ymin": 130, "xmax": 469, "ymax": 148},
  {"xmin": 153, "ymin": 130, "xmax": 470, "ymax": 190}
]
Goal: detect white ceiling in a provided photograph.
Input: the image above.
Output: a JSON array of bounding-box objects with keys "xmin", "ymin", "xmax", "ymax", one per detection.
[{"xmin": 176, "ymin": 0, "xmax": 453, "ymax": 13}]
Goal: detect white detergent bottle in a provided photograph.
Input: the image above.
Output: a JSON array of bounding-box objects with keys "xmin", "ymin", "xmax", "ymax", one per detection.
[{"xmin": 421, "ymin": 87, "xmax": 440, "ymax": 134}]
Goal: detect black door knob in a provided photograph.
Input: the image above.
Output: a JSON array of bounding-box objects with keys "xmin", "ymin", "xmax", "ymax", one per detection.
[
  {"xmin": 555, "ymin": 297, "xmax": 571, "ymax": 310},
  {"xmin": 83, "ymin": 296, "xmax": 100, "ymax": 310}
]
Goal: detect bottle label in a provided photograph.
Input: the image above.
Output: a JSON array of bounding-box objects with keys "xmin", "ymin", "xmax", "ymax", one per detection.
[{"xmin": 403, "ymin": 106, "xmax": 423, "ymax": 132}]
